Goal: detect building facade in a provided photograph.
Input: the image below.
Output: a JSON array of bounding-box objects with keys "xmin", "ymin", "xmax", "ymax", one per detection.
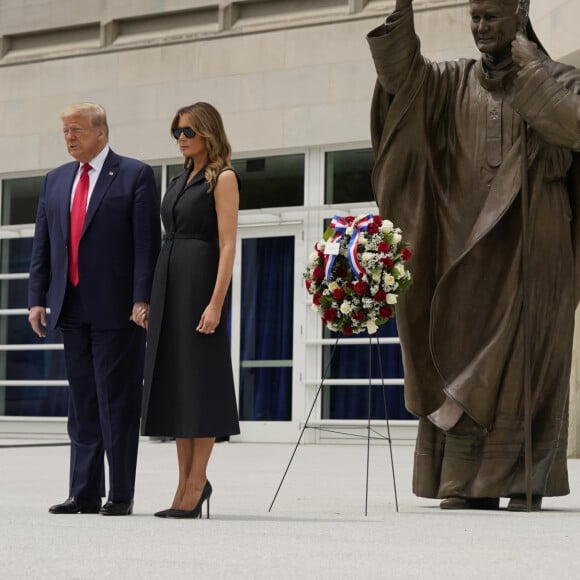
[{"xmin": 0, "ymin": 0, "xmax": 578, "ymax": 453}]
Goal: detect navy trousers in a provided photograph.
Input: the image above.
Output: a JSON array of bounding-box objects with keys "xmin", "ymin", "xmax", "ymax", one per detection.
[{"xmin": 59, "ymin": 284, "xmax": 145, "ymax": 501}]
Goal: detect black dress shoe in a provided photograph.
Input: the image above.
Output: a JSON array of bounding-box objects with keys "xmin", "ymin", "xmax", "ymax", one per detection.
[
  {"xmin": 100, "ymin": 500, "xmax": 134, "ymax": 516},
  {"xmin": 49, "ymin": 497, "xmax": 102, "ymax": 514}
]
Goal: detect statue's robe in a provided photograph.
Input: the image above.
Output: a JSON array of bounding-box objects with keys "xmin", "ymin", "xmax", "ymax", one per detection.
[{"xmin": 367, "ymin": 5, "xmax": 580, "ymax": 499}]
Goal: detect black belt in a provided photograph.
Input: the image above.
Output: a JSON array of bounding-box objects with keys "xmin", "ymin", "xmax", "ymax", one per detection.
[{"xmin": 163, "ymin": 233, "xmax": 213, "ymax": 242}]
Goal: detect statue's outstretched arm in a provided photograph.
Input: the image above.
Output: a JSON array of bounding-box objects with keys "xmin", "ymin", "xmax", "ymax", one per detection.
[{"xmin": 367, "ymin": 0, "xmax": 420, "ymax": 95}]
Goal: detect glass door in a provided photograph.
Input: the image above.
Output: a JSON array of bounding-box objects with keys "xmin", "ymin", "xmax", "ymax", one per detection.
[{"xmin": 231, "ymin": 223, "xmax": 305, "ymax": 442}]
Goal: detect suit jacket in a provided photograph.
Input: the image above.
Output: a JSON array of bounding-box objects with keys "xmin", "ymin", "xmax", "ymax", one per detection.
[{"xmin": 28, "ymin": 149, "xmax": 160, "ymax": 329}]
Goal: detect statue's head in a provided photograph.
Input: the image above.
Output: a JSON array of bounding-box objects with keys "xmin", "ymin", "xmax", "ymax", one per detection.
[{"xmin": 469, "ymin": 0, "xmax": 529, "ymax": 60}]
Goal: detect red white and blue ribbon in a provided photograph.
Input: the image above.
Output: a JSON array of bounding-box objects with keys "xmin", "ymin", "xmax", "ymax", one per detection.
[
  {"xmin": 324, "ymin": 215, "xmax": 374, "ymax": 280},
  {"xmin": 347, "ymin": 215, "xmax": 374, "ymax": 278},
  {"xmin": 323, "ymin": 216, "xmax": 347, "ymax": 280}
]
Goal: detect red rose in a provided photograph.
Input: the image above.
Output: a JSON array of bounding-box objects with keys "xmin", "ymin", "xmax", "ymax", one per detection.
[
  {"xmin": 380, "ymin": 306, "xmax": 393, "ymax": 318},
  {"xmin": 323, "ymin": 308, "xmax": 338, "ymax": 322},
  {"xmin": 374, "ymin": 290, "xmax": 387, "ymax": 302},
  {"xmin": 401, "ymin": 248, "xmax": 412, "ymax": 261},
  {"xmin": 351, "ymin": 310, "xmax": 365, "ymax": 321},
  {"xmin": 353, "ymin": 281, "xmax": 368, "ymax": 295},
  {"xmin": 305, "ymin": 279, "xmax": 313, "ymax": 292},
  {"xmin": 378, "ymin": 241, "xmax": 390, "ymax": 253},
  {"xmin": 333, "ymin": 288, "xmax": 345, "ymax": 301},
  {"xmin": 367, "ymin": 222, "xmax": 379, "ymax": 234},
  {"xmin": 342, "ymin": 325, "xmax": 353, "ymax": 336},
  {"xmin": 312, "ymin": 266, "xmax": 324, "ymax": 280},
  {"xmin": 380, "ymin": 257, "xmax": 393, "ymax": 271},
  {"xmin": 373, "ymin": 216, "xmax": 383, "ymax": 225},
  {"xmin": 313, "ymin": 293, "xmax": 322, "ymax": 306}
]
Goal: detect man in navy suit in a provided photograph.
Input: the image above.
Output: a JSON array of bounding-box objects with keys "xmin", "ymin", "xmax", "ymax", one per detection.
[{"xmin": 28, "ymin": 103, "xmax": 160, "ymax": 516}]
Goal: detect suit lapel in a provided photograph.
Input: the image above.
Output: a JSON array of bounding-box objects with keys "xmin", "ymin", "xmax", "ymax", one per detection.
[
  {"xmin": 82, "ymin": 150, "xmax": 119, "ymax": 236},
  {"xmin": 60, "ymin": 163, "xmax": 79, "ymax": 243}
]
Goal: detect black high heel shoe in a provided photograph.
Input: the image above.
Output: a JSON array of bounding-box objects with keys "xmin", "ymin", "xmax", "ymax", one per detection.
[
  {"xmin": 166, "ymin": 481, "xmax": 212, "ymax": 519},
  {"xmin": 154, "ymin": 508, "xmax": 173, "ymax": 518}
]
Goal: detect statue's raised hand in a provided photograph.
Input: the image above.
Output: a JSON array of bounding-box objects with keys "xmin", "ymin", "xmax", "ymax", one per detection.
[
  {"xmin": 395, "ymin": 0, "xmax": 413, "ymax": 10},
  {"xmin": 512, "ymin": 32, "xmax": 539, "ymax": 67}
]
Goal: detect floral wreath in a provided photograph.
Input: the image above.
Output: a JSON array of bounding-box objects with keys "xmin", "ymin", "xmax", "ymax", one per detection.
[{"xmin": 304, "ymin": 214, "xmax": 412, "ymax": 335}]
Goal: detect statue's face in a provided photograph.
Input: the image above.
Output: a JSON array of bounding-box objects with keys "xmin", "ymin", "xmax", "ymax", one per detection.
[{"xmin": 470, "ymin": 0, "xmax": 519, "ymax": 60}]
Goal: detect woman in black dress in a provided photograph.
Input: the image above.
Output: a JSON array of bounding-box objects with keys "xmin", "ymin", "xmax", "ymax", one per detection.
[{"xmin": 139, "ymin": 102, "xmax": 240, "ymax": 518}]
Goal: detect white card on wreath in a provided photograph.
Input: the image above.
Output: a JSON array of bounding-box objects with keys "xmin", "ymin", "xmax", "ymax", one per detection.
[{"xmin": 324, "ymin": 242, "xmax": 340, "ymax": 255}]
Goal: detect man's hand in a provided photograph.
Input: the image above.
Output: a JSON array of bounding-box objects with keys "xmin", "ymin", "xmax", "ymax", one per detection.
[
  {"xmin": 395, "ymin": 0, "xmax": 413, "ymax": 9},
  {"xmin": 130, "ymin": 301, "xmax": 149, "ymax": 330},
  {"xmin": 29, "ymin": 306, "xmax": 47, "ymax": 338},
  {"xmin": 512, "ymin": 32, "xmax": 540, "ymax": 67}
]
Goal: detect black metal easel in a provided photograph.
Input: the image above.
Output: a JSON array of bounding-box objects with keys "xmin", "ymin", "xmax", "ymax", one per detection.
[{"xmin": 268, "ymin": 334, "xmax": 399, "ymax": 515}]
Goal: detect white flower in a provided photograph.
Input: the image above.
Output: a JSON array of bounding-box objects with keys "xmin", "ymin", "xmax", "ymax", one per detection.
[
  {"xmin": 316, "ymin": 240, "xmax": 326, "ymax": 251},
  {"xmin": 328, "ymin": 322, "xmax": 339, "ymax": 332},
  {"xmin": 361, "ymin": 252, "xmax": 373, "ymax": 264},
  {"xmin": 372, "ymin": 271, "xmax": 381, "ymax": 282},
  {"xmin": 358, "ymin": 236, "xmax": 367, "ymax": 247},
  {"xmin": 366, "ymin": 319, "xmax": 378, "ymax": 334},
  {"xmin": 384, "ymin": 274, "xmax": 395, "ymax": 286},
  {"xmin": 328, "ymin": 281, "xmax": 339, "ymax": 291},
  {"xmin": 340, "ymin": 302, "xmax": 352, "ymax": 315},
  {"xmin": 386, "ymin": 293, "xmax": 398, "ymax": 305},
  {"xmin": 346, "ymin": 226, "xmax": 354, "ymax": 235},
  {"xmin": 381, "ymin": 220, "xmax": 394, "ymax": 234},
  {"xmin": 392, "ymin": 263, "xmax": 405, "ymax": 279},
  {"xmin": 391, "ymin": 233, "xmax": 402, "ymax": 245},
  {"xmin": 309, "ymin": 251, "xmax": 319, "ymax": 263}
]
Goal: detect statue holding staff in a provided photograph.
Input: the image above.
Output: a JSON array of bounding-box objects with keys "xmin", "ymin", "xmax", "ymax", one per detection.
[{"xmin": 367, "ymin": 0, "xmax": 580, "ymax": 510}]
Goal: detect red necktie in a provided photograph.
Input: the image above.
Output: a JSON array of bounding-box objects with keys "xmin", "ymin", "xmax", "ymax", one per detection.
[{"xmin": 68, "ymin": 163, "xmax": 91, "ymax": 286}]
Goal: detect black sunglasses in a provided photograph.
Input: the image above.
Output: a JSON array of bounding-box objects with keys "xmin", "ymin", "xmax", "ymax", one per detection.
[{"xmin": 172, "ymin": 127, "xmax": 196, "ymax": 139}]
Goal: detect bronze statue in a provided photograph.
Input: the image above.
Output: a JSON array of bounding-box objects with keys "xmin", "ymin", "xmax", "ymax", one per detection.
[{"xmin": 367, "ymin": 0, "xmax": 580, "ymax": 510}]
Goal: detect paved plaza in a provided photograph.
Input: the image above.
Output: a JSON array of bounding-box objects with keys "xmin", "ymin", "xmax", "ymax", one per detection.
[{"xmin": 1, "ymin": 438, "xmax": 579, "ymax": 579}]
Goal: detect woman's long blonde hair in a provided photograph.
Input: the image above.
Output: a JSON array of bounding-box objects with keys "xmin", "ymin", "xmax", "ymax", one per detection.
[{"xmin": 171, "ymin": 102, "xmax": 232, "ymax": 192}]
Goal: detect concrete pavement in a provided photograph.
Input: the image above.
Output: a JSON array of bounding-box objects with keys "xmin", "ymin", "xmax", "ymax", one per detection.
[{"xmin": 0, "ymin": 439, "xmax": 579, "ymax": 579}]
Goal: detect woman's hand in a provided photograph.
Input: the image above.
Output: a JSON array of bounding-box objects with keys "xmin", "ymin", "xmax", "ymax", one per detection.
[
  {"xmin": 196, "ymin": 304, "xmax": 221, "ymax": 335},
  {"xmin": 130, "ymin": 302, "xmax": 149, "ymax": 330}
]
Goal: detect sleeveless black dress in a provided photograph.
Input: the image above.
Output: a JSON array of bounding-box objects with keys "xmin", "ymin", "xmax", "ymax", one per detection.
[{"xmin": 141, "ymin": 168, "xmax": 240, "ymax": 438}]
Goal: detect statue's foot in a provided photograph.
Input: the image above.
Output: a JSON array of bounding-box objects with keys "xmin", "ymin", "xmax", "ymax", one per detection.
[
  {"xmin": 507, "ymin": 496, "xmax": 542, "ymax": 512},
  {"xmin": 440, "ymin": 497, "xmax": 469, "ymax": 509},
  {"xmin": 440, "ymin": 496, "xmax": 499, "ymax": 510}
]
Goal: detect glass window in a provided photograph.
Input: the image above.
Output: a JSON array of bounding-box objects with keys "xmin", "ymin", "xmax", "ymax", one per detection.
[
  {"xmin": 0, "ymin": 237, "xmax": 68, "ymax": 416},
  {"xmin": 167, "ymin": 163, "xmax": 185, "ymax": 186},
  {"xmin": 232, "ymin": 154, "xmax": 304, "ymax": 210},
  {"xmin": 151, "ymin": 165, "xmax": 163, "ymax": 195},
  {"xmin": 325, "ymin": 149, "xmax": 375, "ymax": 204},
  {"xmin": 239, "ymin": 236, "xmax": 294, "ymax": 421},
  {"xmin": 1, "ymin": 176, "xmax": 44, "ymax": 225},
  {"xmin": 321, "ymin": 322, "xmax": 413, "ymax": 420},
  {"xmin": 0, "ymin": 238, "xmax": 32, "ymax": 275}
]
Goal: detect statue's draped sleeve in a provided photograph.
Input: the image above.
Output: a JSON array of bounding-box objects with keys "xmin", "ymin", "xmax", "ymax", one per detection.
[
  {"xmin": 513, "ymin": 59, "xmax": 580, "ymax": 151},
  {"xmin": 367, "ymin": 6, "xmax": 449, "ymax": 416}
]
